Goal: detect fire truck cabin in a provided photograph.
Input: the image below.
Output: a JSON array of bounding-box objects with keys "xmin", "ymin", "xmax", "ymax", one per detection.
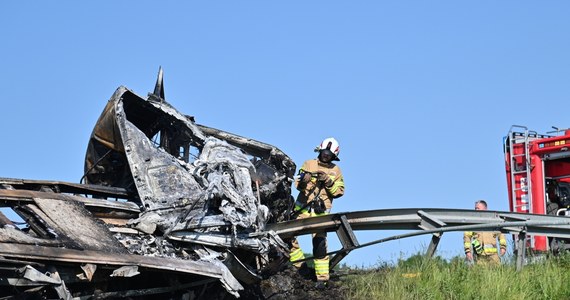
[{"xmin": 504, "ymin": 125, "xmax": 570, "ymax": 252}]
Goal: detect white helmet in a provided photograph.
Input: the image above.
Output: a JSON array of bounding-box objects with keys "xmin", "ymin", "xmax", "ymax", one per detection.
[{"xmin": 316, "ymin": 137, "xmax": 340, "ymax": 161}]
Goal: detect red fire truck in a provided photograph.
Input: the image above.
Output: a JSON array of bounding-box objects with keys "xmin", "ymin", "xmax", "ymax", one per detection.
[{"xmin": 504, "ymin": 125, "xmax": 570, "ymax": 253}]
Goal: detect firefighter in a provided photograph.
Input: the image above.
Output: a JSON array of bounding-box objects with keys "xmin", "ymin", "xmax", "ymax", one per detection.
[
  {"xmin": 464, "ymin": 200, "xmax": 507, "ymax": 265},
  {"xmin": 289, "ymin": 137, "xmax": 345, "ymax": 286}
]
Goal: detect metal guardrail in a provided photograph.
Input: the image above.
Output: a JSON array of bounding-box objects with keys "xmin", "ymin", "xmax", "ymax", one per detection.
[
  {"xmin": 266, "ymin": 208, "xmax": 570, "ymax": 270},
  {"xmin": 3, "ymin": 180, "xmax": 568, "ymax": 272}
]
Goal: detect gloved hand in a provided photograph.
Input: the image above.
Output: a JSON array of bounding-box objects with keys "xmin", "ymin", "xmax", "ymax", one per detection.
[
  {"xmin": 316, "ymin": 171, "xmax": 334, "ymax": 188},
  {"xmin": 300, "ymin": 172, "xmax": 312, "ymax": 183}
]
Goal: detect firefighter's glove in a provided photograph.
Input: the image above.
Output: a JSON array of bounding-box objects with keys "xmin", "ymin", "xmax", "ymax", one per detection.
[
  {"xmin": 300, "ymin": 172, "xmax": 312, "ymax": 183},
  {"xmin": 472, "ymin": 239, "xmax": 483, "ymax": 255},
  {"xmin": 316, "ymin": 172, "xmax": 334, "ymax": 188}
]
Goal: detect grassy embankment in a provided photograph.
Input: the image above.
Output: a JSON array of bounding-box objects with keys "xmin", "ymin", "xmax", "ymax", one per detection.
[{"xmin": 340, "ymin": 253, "xmax": 570, "ymax": 300}]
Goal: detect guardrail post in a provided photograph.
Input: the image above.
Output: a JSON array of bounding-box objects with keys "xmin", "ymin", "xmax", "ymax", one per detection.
[
  {"xmin": 329, "ymin": 214, "xmax": 359, "ymax": 269},
  {"xmin": 417, "ymin": 210, "xmax": 447, "ymax": 257},
  {"xmin": 516, "ymin": 231, "xmax": 527, "ymax": 271}
]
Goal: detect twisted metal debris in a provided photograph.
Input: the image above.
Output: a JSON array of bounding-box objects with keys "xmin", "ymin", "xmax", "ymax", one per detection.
[{"xmin": 0, "ymin": 69, "xmax": 296, "ymax": 298}]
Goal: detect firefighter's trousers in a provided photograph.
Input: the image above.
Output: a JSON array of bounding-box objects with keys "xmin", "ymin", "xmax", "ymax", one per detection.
[
  {"xmin": 475, "ymin": 254, "xmax": 500, "ymax": 266},
  {"xmin": 289, "ymin": 210, "xmax": 330, "ymax": 281}
]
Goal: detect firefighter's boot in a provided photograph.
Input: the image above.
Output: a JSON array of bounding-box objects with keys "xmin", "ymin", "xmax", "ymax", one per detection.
[{"xmin": 298, "ymin": 262, "xmax": 312, "ymax": 278}]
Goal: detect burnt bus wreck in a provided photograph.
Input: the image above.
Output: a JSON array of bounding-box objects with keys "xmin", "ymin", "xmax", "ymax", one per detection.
[{"xmin": 0, "ymin": 69, "xmax": 296, "ymax": 299}]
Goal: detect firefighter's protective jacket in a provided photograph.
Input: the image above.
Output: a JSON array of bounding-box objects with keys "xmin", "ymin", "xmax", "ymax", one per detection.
[
  {"xmin": 464, "ymin": 231, "xmax": 507, "ymax": 256},
  {"xmin": 295, "ymin": 159, "xmax": 345, "ymax": 210},
  {"xmin": 291, "ymin": 158, "xmax": 344, "ymax": 281}
]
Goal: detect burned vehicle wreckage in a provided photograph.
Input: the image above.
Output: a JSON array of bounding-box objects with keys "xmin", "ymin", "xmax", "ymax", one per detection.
[{"xmin": 0, "ymin": 70, "xmax": 297, "ymax": 299}]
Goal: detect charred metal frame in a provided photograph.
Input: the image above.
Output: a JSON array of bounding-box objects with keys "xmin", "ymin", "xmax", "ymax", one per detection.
[{"xmin": 0, "ymin": 68, "xmax": 297, "ymax": 298}]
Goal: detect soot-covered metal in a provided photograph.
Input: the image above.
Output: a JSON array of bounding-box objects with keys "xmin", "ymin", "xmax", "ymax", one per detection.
[{"xmin": 0, "ymin": 69, "xmax": 296, "ymax": 299}]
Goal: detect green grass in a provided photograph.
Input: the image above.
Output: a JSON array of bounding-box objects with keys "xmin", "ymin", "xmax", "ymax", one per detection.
[{"xmin": 340, "ymin": 253, "xmax": 570, "ymax": 300}]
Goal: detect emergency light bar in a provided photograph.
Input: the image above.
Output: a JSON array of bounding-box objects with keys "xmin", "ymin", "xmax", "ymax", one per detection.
[{"xmin": 539, "ymin": 139, "xmax": 570, "ymax": 148}]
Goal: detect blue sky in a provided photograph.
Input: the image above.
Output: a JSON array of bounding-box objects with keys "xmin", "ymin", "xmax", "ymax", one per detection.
[{"xmin": 2, "ymin": 2, "xmax": 570, "ymax": 267}]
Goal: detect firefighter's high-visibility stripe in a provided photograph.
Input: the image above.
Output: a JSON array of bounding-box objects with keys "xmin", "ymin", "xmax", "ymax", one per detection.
[
  {"xmin": 294, "ymin": 203, "xmax": 330, "ymax": 217},
  {"xmin": 314, "ymin": 257, "xmax": 329, "ymax": 277},
  {"xmin": 328, "ymin": 179, "xmax": 344, "ymax": 194},
  {"xmin": 499, "ymin": 237, "xmax": 507, "ymax": 248},
  {"xmin": 311, "ymin": 210, "xmax": 328, "ymax": 217},
  {"xmin": 294, "ymin": 203, "xmax": 310, "ymax": 214},
  {"xmin": 483, "ymin": 245, "xmax": 498, "ymax": 254},
  {"xmin": 290, "ymin": 248, "xmax": 305, "ymax": 262},
  {"xmin": 464, "ymin": 242, "xmax": 471, "ymax": 251}
]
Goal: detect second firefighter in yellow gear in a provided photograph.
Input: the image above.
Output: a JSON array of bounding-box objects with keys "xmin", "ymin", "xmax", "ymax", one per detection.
[
  {"xmin": 289, "ymin": 137, "xmax": 345, "ymax": 282},
  {"xmin": 464, "ymin": 200, "xmax": 507, "ymax": 265},
  {"xmin": 464, "ymin": 231, "xmax": 507, "ymax": 265}
]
